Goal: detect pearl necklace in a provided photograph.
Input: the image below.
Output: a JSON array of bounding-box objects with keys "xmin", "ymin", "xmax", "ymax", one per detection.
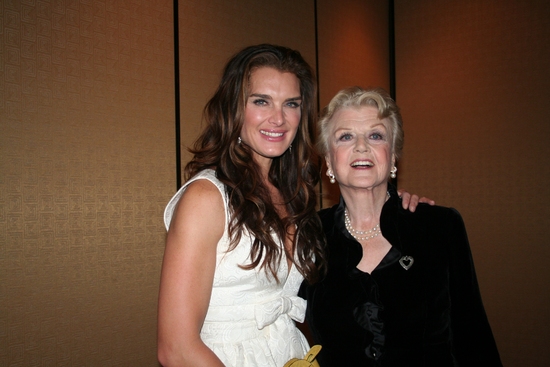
[{"xmin": 344, "ymin": 209, "xmax": 381, "ymax": 241}]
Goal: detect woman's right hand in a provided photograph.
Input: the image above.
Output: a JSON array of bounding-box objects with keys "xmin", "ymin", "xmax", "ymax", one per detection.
[{"xmin": 398, "ymin": 189, "xmax": 435, "ymax": 212}]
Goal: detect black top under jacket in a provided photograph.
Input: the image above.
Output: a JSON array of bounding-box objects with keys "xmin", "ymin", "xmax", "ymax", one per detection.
[{"xmin": 300, "ymin": 185, "xmax": 502, "ymax": 367}]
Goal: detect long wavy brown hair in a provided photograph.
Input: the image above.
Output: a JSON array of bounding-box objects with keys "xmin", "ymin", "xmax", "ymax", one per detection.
[{"xmin": 184, "ymin": 44, "xmax": 325, "ymax": 283}]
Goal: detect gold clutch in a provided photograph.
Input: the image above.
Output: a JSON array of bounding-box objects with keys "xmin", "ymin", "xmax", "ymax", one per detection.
[{"xmin": 283, "ymin": 345, "xmax": 322, "ymax": 367}]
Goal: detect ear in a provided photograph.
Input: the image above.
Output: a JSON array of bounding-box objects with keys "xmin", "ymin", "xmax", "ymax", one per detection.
[{"xmin": 324, "ymin": 155, "xmax": 331, "ymax": 168}]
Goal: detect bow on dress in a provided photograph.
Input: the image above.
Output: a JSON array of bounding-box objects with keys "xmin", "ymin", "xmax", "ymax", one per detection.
[{"xmin": 254, "ymin": 295, "xmax": 307, "ymax": 329}]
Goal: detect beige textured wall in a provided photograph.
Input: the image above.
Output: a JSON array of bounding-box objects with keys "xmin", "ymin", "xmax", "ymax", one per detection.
[
  {"xmin": 395, "ymin": 1, "xmax": 550, "ymax": 366},
  {"xmin": 0, "ymin": 0, "xmax": 175, "ymax": 365}
]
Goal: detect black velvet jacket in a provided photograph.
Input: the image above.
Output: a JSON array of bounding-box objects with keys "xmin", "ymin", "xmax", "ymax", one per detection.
[{"xmin": 300, "ymin": 186, "xmax": 502, "ymax": 366}]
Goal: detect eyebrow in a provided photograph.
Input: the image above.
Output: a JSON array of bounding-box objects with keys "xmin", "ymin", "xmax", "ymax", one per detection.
[
  {"xmin": 332, "ymin": 127, "xmax": 352, "ymax": 135},
  {"xmin": 333, "ymin": 123, "xmax": 387, "ymax": 134},
  {"xmin": 371, "ymin": 122, "xmax": 387, "ymax": 129},
  {"xmin": 248, "ymin": 93, "xmax": 302, "ymax": 102}
]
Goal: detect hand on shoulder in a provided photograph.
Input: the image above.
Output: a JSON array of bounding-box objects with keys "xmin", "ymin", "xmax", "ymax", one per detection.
[{"xmin": 398, "ymin": 189, "xmax": 435, "ymax": 212}]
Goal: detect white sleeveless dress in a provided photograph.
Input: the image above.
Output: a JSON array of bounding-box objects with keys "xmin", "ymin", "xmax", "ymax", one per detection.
[{"xmin": 164, "ymin": 169, "xmax": 310, "ymax": 367}]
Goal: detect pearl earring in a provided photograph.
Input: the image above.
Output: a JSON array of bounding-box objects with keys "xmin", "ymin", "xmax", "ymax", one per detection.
[
  {"xmin": 238, "ymin": 137, "xmax": 242, "ymax": 144},
  {"xmin": 326, "ymin": 168, "xmax": 336, "ymax": 184},
  {"xmin": 390, "ymin": 166, "xmax": 397, "ymax": 179}
]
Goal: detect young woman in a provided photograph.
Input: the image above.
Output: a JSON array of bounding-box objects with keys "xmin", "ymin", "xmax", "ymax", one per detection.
[{"xmin": 157, "ymin": 44, "xmax": 325, "ymax": 367}]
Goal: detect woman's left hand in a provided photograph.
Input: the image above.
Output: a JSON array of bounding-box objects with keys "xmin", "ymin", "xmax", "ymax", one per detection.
[{"xmin": 398, "ymin": 189, "xmax": 435, "ymax": 212}]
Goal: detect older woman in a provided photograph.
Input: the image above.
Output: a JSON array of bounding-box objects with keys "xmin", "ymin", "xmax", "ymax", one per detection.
[{"xmin": 300, "ymin": 87, "xmax": 502, "ymax": 366}]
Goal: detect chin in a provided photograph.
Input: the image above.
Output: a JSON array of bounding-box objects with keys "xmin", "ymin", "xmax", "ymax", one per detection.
[{"xmin": 265, "ymin": 147, "xmax": 289, "ymax": 158}]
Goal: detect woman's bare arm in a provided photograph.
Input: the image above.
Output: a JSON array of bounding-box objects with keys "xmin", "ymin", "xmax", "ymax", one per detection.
[{"xmin": 157, "ymin": 180, "xmax": 226, "ymax": 367}]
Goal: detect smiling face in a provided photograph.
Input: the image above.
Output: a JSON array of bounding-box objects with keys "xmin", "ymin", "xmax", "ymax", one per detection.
[
  {"xmin": 240, "ymin": 67, "xmax": 302, "ymax": 172},
  {"xmin": 326, "ymin": 106, "xmax": 394, "ymax": 192}
]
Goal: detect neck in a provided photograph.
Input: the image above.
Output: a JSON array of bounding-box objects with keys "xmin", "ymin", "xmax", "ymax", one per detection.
[
  {"xmin": 252, "ymin": 154, "xmax": 273, "ymax": 180},
  {"xmin": 340, "ymin": 184, "xmax": 388, "ymax": 231}
]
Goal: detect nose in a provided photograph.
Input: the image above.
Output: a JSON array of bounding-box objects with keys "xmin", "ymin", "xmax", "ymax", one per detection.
[
  {"xmin": 269, "ymin": 105, "xmax": 285, "ymax": 126},
  {"xmin": 354, "ymin": 135, "xmax": 370, "ymax": 152}
]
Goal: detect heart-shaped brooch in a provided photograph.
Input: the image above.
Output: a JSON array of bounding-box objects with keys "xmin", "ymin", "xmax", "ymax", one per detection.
[{"xmin": 399, "ymin": 256, "xmax": 414, "ymax": 270}]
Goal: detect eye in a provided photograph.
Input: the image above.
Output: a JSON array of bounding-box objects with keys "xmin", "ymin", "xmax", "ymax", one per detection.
[
  {"xmin": 252, "ymin": 98, "xmax": 269, "ymax": 106},
  {"xmin": 338, "ymin": 132, "xmax": 354, "ymax": 141},
  {"xmin": 369, "ymin": 132, "xmax": 385, "ymax": 140},
  {"xmin": 285, "ymin": 100, "xmax": 301, "ymax": 108}
]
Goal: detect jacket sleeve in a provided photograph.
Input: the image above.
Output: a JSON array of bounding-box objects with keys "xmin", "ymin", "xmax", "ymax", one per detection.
[{"xmin": 446, "ymin": 208, "xmax": 502, "ymax": 366}]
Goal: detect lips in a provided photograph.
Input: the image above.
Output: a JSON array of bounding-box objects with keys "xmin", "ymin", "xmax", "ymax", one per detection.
[
  {"xmin": 350, "ymin": 160, "xmax": 374, "ymax": 167},
  {"xmin": 260, "ymin": 130, "xmax": 284, "ymax": 138}
]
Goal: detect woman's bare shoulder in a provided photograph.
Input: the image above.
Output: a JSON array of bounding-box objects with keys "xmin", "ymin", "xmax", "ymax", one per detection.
[{"xmin": 169, "ymin": 178, "xmax": 225, "ymax": 236}]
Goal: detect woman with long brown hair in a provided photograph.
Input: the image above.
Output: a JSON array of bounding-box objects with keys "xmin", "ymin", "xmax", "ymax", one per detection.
[{"xmin": 157, "ymin": 44, "xmax": 326, "ymax": 367}]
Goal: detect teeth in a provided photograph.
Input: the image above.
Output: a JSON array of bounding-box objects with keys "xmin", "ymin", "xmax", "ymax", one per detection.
[
  {"xmin": 351, "ymin": 161, "xmax": 373, "ymax": 167},
  {"xmin": 261, "ymin": 131, "xmax": 284, "ymax": 137}
]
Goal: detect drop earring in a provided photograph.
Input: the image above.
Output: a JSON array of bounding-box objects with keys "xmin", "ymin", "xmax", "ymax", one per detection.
[
  {"xmin": 326, "ymin": 168, "xmax": 336, "ymax": 184},
  {"xmin": 238, "ymin": 137, "xmax": 242, "ymax": 144},
  {"xmin": 390, "ymin": 166, "xmax": 397, "ymax": 179}
]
